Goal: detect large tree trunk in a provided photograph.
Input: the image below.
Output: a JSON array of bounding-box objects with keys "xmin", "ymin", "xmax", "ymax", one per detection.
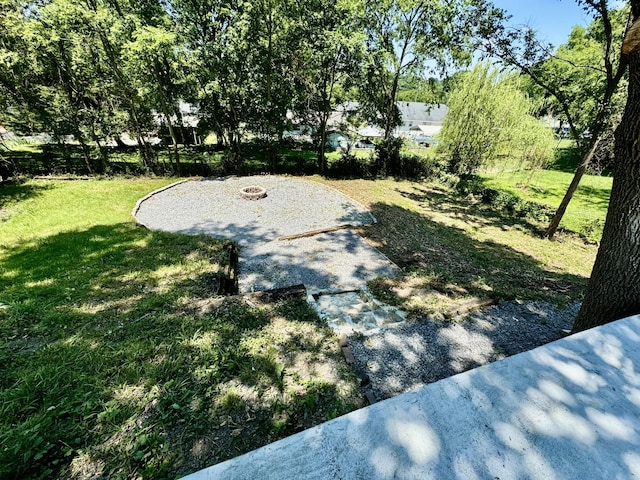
[{"xmin": 572, "ymin": 16, "xmax": 640, "ymax": 332}]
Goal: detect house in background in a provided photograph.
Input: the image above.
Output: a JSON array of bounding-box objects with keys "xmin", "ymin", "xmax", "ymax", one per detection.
[
  {"xmin": 395, "ymin": 102, "xmax": 448, "ymax": 145},
  {"xmin": 156, "ymin": 101, "xmax": 202, "ymax": 145},
  {"xmin": 325, "ymin": 101, "xmax": 448, "ymax": 146}
]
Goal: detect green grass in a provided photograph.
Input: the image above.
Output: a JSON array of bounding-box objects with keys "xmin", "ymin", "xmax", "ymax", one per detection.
[
  {"xmin": 317, "ymin": 177, "xmax": 599, "ymax": 317},
  {"xmin": 0, "ymin": 179, "xmax": 360, "ymax": 479},
  {"xmin": 479, "ymin": 169, "xmax": 612, "ymax": 243}
]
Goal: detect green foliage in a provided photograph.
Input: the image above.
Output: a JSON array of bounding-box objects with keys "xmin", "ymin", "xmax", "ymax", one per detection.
[
  {"xmin": 523, "ymin": 12, "xmax": 629, "ymax": 143},
  {"xmin": 397, "ymin": 75, "xmax": 447, "ymax": 104},
  {"xmin": 480, "ymin": 169, "xmax": 612, "ymax": 243},
  {"xmin": 0, "ymin": 0, "xmax": 508, "ymax": 177},
  {"xmin": 327, "ymin": 148, "xmax": 372, "ymax": 178},
  {"xmin": 486, "ymin": 4, "xmax": 629, "ymax": 151},
  {"xmin": 358, "ymin": 0, "xmax": 501, "ymax": 145},
  {"xmin": 373, "ymin": 137, "xmax": 403, "ymax": 176},
  {"xmin": 438, "ymin": 62, "xmax": 555, "ymax": 175},
  {"xmin": 327, "ymin": 144, "xmax": 447, "ymax": 180},
  {"xmin": 456, "ymin": 178, "xmax": 556, "ymax": 222}
]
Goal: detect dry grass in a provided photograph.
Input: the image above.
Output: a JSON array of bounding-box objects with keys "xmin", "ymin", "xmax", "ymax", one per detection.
[{"xmin": 313, "ymin": 177, "xmax": 597, "ymax": 317}]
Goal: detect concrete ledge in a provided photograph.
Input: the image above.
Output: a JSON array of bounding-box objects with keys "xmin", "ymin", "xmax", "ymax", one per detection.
[{"xmin": 181, "ymin": 315, "xmax": 640, "ymax": 479}]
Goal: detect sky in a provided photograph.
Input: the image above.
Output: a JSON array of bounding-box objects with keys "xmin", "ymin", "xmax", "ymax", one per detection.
[{"xmin": 491, "ymin": 0, "xmax": 593, "ymax": 48}]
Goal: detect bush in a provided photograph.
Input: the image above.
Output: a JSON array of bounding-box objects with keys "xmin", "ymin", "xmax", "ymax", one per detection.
[
  {"xmin": 374, "ymin": 137, "xmax": 403, "ymax": 176},
  {"xmin": 326, "ymin": 149, "xmax": 368, "ymax": 178},
  {"xmin": 579, "ymin": 218, "xmax": 605, "ymax": 243},
  {"xmin": 439, "ymin": 62, "xmax": 555, "ymax": 176},
  {"xmin": 457, "ymin": 178, "xmax": 555, "ymax": 222},
  {"xmin": 326, "ymin": 148, "xmax": 449, "ymax": 181}
]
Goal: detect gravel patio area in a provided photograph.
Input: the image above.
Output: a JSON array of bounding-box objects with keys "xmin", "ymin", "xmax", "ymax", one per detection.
[
  {"xmin": 134, "ymin": 176, "xmax": 375, "ymax": 243},
  {"xmin": 134, "ymin": 176, "xmax": 401, "ymax": 292},
  {"xmin": 134, "ymin": 176, "xmax": 581, "ymax": 403}
]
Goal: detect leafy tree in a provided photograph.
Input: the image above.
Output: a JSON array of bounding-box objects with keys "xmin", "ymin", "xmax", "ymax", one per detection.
[
  {"xmin": 172, "ymin": 0, "xmax": 242, "ymax": 151},
  {"xmin": 483, "ymin": 2, "xmax": 630, "ymax": 238},
  {"xmin": 291, "ymin": 0, "xmax": 364, "ymax": 174},
  {"xmin": 438, "ymin": 62, "xmax": 555, "ymax": 176},
  {"xmin": 123, "ymin": 22, "xmax": 186, "ymax": 172},
  {"xmin": 0, "ymin": 0, "xmax": 126, "ymax": 171},
  {"xmin": 396, "ymin": 75, "xmax": 446, "ymax": 104},
  {"xmin": 572, "ymin": 0, "xmax": 640, "ymax": 331},
  {"xmin": 358, "ymin": 0, "xmax": 505, "ymax": 173},
  {"xmin": 81, "ymin": 0, "xmax": 159, "ymax": 167},
  {"xmin": 0, "ymin": 0, "xmax": 46, "ymax": 135}
]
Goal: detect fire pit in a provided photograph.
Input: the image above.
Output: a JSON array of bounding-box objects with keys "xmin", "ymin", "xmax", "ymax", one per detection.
[{"xmin": 240, "ymin": 185, "xmax": 267, "ymax": 200}]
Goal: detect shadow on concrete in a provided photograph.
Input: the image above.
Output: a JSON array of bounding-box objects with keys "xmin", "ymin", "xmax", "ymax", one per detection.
[{"xmin": 185, "ymin": 316, "xmax": 640, "ymax": 479}]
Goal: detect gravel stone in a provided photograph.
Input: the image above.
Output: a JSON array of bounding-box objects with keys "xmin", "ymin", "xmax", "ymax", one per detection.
[
  {"xmin": 348, "ymin": 300, "xmax": 581, "ymax": 401},
  {"xmin": 134, "ymin": 176, "xmax": 375, "ymax": 244},
  {"xmin": 134, "ymin": 176, "xmax": 399, "ymax": 293}
]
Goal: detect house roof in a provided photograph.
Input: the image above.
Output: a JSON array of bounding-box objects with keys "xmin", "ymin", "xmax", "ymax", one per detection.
[
  {"xmin": 353, "ymin": 126, "xmax": 382, "ymax": 138},
  {"xmin": 409, "ymin": 124, "xmax": 442, "ymax": 136},
  {"xmin": 396, "ymin": 102, "xmax": 448, "ymax": 125}
]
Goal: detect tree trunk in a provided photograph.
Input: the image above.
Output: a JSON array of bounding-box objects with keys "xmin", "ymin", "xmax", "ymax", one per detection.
[
  {"xmin": 544, "ymin": 137, "xmax": 601, "ymax": 238},
  {"xmin": 153, "ymin": 61, "xmax": 180, "ymax": 174},
  {"xmin": 73, "ymin": 125, "xmax": 94, "ymax": 174},
  {"xmin": 572, "ymin": 21, "xmax": 640, "ymax": 332},
  {"xmin": 318, "ymin": 113, "xmax": 328, "ymax": 176}
]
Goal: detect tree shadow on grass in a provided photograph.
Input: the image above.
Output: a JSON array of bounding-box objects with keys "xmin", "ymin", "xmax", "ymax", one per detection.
[
  {"xmin": 346, "ymin": 186, "xmax": 592, "ymax": 401},
  {"xmin": 397, "ymin": 183, "xmax": 552, "ymax": 238},
  {"xmin": 0, "ymin": 223, "xmax": 359, "ymax": 479},
  {"xmin": 360, "ymin": 198, "xmax": 588, "ymax": 304},
  {"xmin": 0, "ymin": 181, "xmax": 53, "ymax": 211},
  {"xmin": 574, "ymin": 183, "xmax": 612, "ymax": 210}
]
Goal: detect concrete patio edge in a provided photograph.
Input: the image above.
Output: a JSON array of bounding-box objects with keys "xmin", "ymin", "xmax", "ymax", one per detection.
[{"xmin": 181, "ymin": 314, "xmax": 640, "ymax": 480}]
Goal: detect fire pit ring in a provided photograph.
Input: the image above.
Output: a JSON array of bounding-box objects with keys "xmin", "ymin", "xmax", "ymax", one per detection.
[{"xmin": 240, "ymin": 185, "xmax": 267, "ymax": 200}]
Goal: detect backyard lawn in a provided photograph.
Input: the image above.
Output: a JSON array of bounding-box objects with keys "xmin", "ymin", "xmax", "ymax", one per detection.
[
  {"xmin": 0, "ymin": 179, "xmax": 360, "ymax": 479},
  {"xmin": 480, "ymin": 169, "xmax": 612, "ymax": 242},
  {"xmin": 0, "ymin": 173, "xmax": 603, "ymax": 478}
]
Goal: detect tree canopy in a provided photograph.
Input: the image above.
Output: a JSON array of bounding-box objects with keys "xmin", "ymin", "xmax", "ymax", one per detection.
[
  {"xmin": 0, "ymin": 0, "xmax": 504, "ymax": 172},
  {"xmin": 438, "ymin": 62, "xmax": 555, "ymax": 176}
]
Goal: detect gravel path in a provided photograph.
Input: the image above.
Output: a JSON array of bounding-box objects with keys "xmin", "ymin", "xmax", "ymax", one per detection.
[
  {"xmin": 349, "ymin": 300, "xmax": 580, "ymax": 401},
  {"xmin": 240, "ymin": 230, "xmax": 400, "ymax": 293}
]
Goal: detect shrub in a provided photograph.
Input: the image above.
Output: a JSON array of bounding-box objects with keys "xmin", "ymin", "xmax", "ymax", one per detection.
[
  {"xmin": 327, "ymin": 149, "xmax": 373, "ymax": 178},
  {"xmin": 579, "ymin": 218, "xmax": 605, "ymax": 243},
  {"xmin": 457, "ymin": 178, "xmax": 555, "ymax": 222},
  {"xmin": 374, "ymin": 137, "xmax": 403, "ymax": 176}
]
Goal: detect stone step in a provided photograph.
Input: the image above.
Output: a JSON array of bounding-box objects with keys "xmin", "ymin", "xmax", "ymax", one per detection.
[{"xmin": 308, "ymin": 287, "xmax": 407, "ymax": 335}]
